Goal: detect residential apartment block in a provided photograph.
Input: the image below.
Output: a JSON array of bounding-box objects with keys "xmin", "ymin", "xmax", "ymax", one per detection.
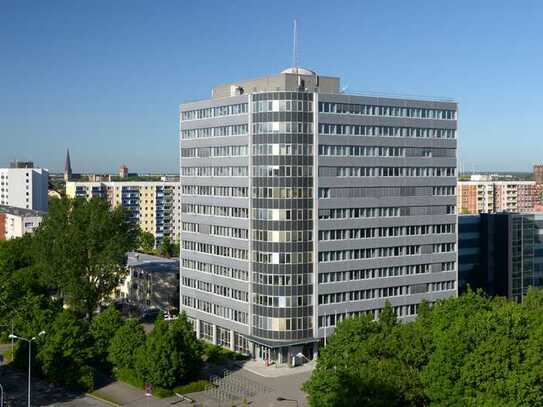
[
  {"xmin": 179, "ymin": 67, "xmax": 458, "ymax": 361},
  {"xmin": 534, "ymin": 165, "xmax": 543, "ymax": 185},
  {"xmin": 459, "ymin": 213, "xmax": 543, "ymax": 301},
  {"xmin": 0, "ymin": 167, "xmax": 49, "ymax": 211},
  {"xmin": 458, "ymin": 180, "xmax": 543, "ymax": 214},
  {"xmin": 66, "ymin": 181, "xmax": 181, "ymax": 244},
  {"xmin": 0, "ymin": 205, "xmax": 44, "ymax": 240}
]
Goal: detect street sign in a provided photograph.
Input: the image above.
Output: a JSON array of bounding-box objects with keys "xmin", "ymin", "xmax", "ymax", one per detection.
[{"xmin": 145, "ymin": 383, "xmax": 152, "ymax": 397}]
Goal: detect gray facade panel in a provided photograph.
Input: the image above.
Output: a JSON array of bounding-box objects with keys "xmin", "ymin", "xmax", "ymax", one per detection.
[
  {"xmin": 318, "ymin": 93, "xmax": 457, "ymax": 110},
  {"xmin": 317, "ymin": 252, "xmax": 457, "ymax": 273},
  {"xmin": 319, "ymin": 135, "xmax": 457, "ymax": 148},
  {"xmin": 180, "ymin": 94, "xmax": 248, "ymax": 111}
]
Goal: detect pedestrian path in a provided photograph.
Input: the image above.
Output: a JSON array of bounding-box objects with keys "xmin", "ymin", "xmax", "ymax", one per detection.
[{"xmin": 237, "ymin": 359, "xmax": 315, "ymax": 378}]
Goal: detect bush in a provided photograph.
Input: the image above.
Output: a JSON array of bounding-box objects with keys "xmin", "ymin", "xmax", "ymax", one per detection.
[
  {"xmin": 202, "ymin": 342, "xmax": 249, "ymax": 363},
  {"xmin": 115, "ymin": 367, "xmax": 144, "ymax": 389},
  {"xmin": 173, "ymin": 380, "xmax": 210, "ymax": 395},
  {"xmin": 153, "ymin": 387, "xmax": 173, "ymax": 398},
  {"xmin": 113, "ymin": 368, "xmax": 175, "ymax": 398},
  {"xmin": 134, "ymin": 314, "xmax": 203, "ymax": 389},
  {"xmin": 108, "ymin": 318, "xmax": 145, "ymax": 370},
  {"xmin": 90, "ymin": 306, "xmax": 122, "ymax": 370},
  {"xmin": 36, "ymin": 310, "xmax": 95, "ymax": 390},
  {"xmin": 304, "ymin": 291, "xmax": 543, "ymax": 407}
]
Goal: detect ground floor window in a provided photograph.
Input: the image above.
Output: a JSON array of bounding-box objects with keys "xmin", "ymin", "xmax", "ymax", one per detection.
[
  {"xmin": 217, "ymin": 325, "xmax": 231, "ymax": 348},
  {"xmin": 234, "ymin": 332, "xmax": 250, "ymax": 355},
  {"xmin": 200, "ymin": 320, "xmax": 214, "ymax": 342}
]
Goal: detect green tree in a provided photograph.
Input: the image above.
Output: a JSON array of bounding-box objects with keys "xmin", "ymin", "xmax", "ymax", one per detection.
[
  {"xmin": 36, "ymin": 310, "xmax": 95, "ymax": 390},
  {"xmin": 108, "ymin": 318, "xmax": 146, "ymax": 371},
  {"xmin": 304, "ymin": 313, "xmax": 425, "ymax": 407},
  {"xmin": 159, "ymin": 236, "xmax": 175, "ymax": 257},
  {"xmin": 137, "ymin": 231, "xmax": 155, "ymax": 252},
  {"xmin": 33, "ymin": 197, "xmax": 138, "ymax": 320},
  {"xmin": 90, "ymin": 306, "xmax": 123, "ymax": 370},
  {"xmin": 9, "ymin": 294, "xmax": 61, "ymax": 372},
  {"xmin": 378, "ymin": 301, "xmax": 397, "ymax": 328},
  {"xmin": 305, "ymin": 290, "xmax": 543, "ymax": 407},
  {"xmin": 0, "ymin": 235, "xmax": 48, "ymax": 327},
  {"xmin": 135, "ymin": 313, "xmax": 202, "ymax": 388}
]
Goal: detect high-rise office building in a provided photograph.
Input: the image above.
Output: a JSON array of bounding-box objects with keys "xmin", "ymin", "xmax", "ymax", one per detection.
[
  {"xmin": 0, "ymin": 167, "xmax": 49, "ymax": 211},
  {"xmin": 66, "ymin": 181, "xmax": 181, "ymax": 245},
  {"xmin": 179, "ymin": 68, "xmax": 458, "ymax": 361}
]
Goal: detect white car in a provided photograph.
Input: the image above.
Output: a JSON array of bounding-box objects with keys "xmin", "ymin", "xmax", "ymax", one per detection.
[{"xmin": 163, "ymin": 312, "xmax": 178, "ymax": 321}]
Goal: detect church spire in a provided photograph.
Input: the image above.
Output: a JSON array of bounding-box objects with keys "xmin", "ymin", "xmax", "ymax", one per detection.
[{"xmin": 64, "ymin": 148, "xmax": 72, "ymax": 182}]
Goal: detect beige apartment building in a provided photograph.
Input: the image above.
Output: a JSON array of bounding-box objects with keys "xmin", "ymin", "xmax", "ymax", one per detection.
[{"xmin": 458, "ymin": 180, "xmax": 543, "ymax": 214}]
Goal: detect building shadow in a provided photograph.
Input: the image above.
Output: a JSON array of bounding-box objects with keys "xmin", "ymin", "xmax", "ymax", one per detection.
[{"xmin": 0, "ymin": 364, "xmax": 93, "ymax": 406}]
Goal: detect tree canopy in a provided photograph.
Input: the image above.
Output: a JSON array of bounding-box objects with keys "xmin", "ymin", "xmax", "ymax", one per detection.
[
  {"xmin": 32, "ymin": 197, "xmax": 138, "ymax": 318},
  {"xmin": 137, "ymin": 231, "xmax": 156, "ymax": 252},
  {"xmin": 90, "ymin": 306, "xmax": 123, "ymax": 369},
  {"xmin": 304, "ymin": 290, "xmax": 543, "ymax": 407},
  {"xmin": 108, "ymin": 318, "xmax": 146, "ymax": 371},
  {"xmin": 0, "ymin": 196, "xmax": 139, "ymax": 389},
  {"xmin": 134, "ymin": 313, "xmax": 203, "ymax": 388},
  {"xmin": 37, "ymin": 310, "xmax": 95, "ymax": 389}
]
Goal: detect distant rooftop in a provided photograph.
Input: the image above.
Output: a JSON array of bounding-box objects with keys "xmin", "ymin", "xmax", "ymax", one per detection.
[
  {"xmin": 126, "ymin": 251, "xmax": 178, "ymax": 269},
  {"xmin": 0, "ymin": 205, "xmax": 46, "ymax": 218}
]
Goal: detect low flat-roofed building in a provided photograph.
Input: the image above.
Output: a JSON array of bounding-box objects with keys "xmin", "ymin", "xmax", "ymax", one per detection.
[
  {"xmin": 116, "ymin": 252, "xmax": 179, "ymax": 311},
  {"xmin": 0, "ymin": 205, "xmax": 45, "ymax": 240}
]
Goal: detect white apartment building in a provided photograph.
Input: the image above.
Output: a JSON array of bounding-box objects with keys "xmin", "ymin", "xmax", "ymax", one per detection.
[
  {"xmin": 0, "ymin": 168, "xmax": 49, "ymax": 211},
  {"xmin": 0, "ymin": 205, "xmax": 45, "ymax": 240}
]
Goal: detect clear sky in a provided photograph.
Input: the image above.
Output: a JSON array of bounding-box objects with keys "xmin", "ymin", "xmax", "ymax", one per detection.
[{"xmin": 1, "ymin": 0, "xmax": 542, "ymax": 173}]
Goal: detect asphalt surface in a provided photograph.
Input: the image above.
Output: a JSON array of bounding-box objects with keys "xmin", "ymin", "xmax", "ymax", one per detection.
[{"xmin": 0, "ymin": 343, "xmax": 109, "ymax": 407}]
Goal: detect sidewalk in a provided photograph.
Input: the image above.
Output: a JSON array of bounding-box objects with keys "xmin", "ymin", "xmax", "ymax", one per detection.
[
  {"xmin": 91, "ymin": 381, "xmax": 182, "ymax": 407},
  {"xmin": 237, "ymin": 359, "xmax": 315, "ymax": 378}
]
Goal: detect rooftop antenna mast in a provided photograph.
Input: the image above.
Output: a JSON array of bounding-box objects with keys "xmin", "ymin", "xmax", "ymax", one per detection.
[{"xmin": 293, "ymin": 19, "xmax": 298, "ymax": 73}]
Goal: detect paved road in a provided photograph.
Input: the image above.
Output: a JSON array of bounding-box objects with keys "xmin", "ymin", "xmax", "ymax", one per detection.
[
  {"xmin": 0, "ymin": 344, "xmax": 109, "ymax": 407},
  {"xmin": 1, "ymin": 342, "xmax": 311, "ymax": 406},
  {"xmin": 0, "ymin": 343, "xmax": 11, "ymax": 361},
  {"xmin": 181, "ymin": 366, "xmax": 311, "ymax": 407}
]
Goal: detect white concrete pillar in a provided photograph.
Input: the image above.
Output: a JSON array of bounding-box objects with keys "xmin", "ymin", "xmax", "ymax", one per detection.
[
  {"xmin": 195, "ymin": 318, "xmax": 201, "ymax": 339},
  {"xmin": 230, "ymin": 329, "xmax": 235, "ymax": 351},
  {"xmin": 313, "ymin": 342, "xmax": 319, "ymax": 360},
  {"xmin": 212, "ymin": 323, "xmax": 217, "ymax": 345}
]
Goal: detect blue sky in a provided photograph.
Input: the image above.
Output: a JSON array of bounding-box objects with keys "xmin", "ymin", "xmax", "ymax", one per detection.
[{"xmin": 1, "ymin": 0, "xmax": 542, "ymax": 173}]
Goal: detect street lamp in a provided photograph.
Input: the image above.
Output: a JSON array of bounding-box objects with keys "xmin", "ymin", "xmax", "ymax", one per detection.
[
  {"xmin": 276, "ymin": 396, "xmax": 299, "ymax": 406},
  {"xmin": 9, "ymin": 331, "xmax": 45, "ymax": 407}
]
